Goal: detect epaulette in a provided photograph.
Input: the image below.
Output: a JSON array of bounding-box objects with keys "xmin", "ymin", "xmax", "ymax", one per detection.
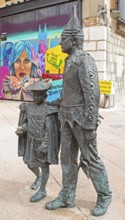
[
  {"xmin": 85, "ymin": 52, "xmax": 95, "ymax": 61},
  {"xmin": 75, "ymin": 51, "xmax": 86, "ymax": 65}
]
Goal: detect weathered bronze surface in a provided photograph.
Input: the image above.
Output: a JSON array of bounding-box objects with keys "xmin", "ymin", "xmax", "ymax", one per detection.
[
  {"xmin": 45, "ymin": 5, "xmax": 112, "ymax": 216},
  {"xmin": 16, "ymin": 81, "xmax": 60, "ymax": 202}
]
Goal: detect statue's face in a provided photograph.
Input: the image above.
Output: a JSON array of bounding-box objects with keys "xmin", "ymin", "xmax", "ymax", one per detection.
[
  {"xmin": 60, "ymin": 35, "xmax": 73, "ymax": 54},
  {"xmin": 32, "ymin": 91, "xmax": 46, "ymax": 105}
]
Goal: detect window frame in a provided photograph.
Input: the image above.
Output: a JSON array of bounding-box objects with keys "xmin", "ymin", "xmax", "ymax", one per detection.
[{"xmin": 0, "ymin": 0, "xmax": 82, "ymax": 22}]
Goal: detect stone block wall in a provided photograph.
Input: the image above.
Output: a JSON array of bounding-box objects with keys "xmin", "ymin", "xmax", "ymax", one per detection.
[
  {"xmin": 106, "ymin": 24, "xmax": 125, "ymax": 103},
  {"xmin": 83, "ymin": 24, "xmax": 107, "ymax": 107},
  {"xmin": 83, "ymin": 25, "xmax": 107, "ymax": 79},
  {"xmin": 82, "ymin": 0, "xmax": 125, "ymax": 106},
  {"xmin": 83, "ymin": 15, "xmax": 125, "ymax": 106}
]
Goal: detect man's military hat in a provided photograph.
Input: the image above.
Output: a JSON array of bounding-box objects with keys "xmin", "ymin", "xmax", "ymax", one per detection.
[{"xmin": 62, "ymin": 5, "xmax": 83, "ymax": 37}]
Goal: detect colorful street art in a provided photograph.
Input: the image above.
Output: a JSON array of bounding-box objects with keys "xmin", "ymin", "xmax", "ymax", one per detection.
[
  {"xmin": 0, "ymin": 0, "xmax": 78, "ymax": 102},
  {"xmin": 1, "ymin": 40, "xmax": 40, "ymax": 101},
  {"xmin": 47, "ymin": 79, "xmax": 63, "ymax": 102},
  {"xmin": 0, "ymin": 1, "xmax": 77, "ymax": 101},
  {"xmin": 0, "ymin": 23, "xmax": 67, "ymax": 101}
]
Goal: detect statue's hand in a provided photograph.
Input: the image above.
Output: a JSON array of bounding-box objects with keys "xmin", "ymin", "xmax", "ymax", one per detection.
[
  {"xmin": 15, "ymin": 126, "xmax": 25, "ymax": 135},
  {"xmin": 3, "ymin": 75, "xmax": 21, "ymax": 91},
  {"xmin": 96, "ymin": 114, "xmax": 104, "ymax": 129}
]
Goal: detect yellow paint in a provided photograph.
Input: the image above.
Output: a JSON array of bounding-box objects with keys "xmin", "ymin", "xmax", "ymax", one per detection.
[{"xmin": 46, "ymin": 45, "xmax": 68, "ymax": 74}]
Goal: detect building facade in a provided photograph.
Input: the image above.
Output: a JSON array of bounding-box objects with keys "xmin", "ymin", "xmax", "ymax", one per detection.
[
  {"xmin": 83, "ymin": 0, "xmax": 125, "ymax": 106},
  {"xmin": 0, "ymin": 0, "xmax": 125, "ymax": 106},
  {"xmin": 0, "ymin": 0, "xmax": 29, "ymax": 8}
]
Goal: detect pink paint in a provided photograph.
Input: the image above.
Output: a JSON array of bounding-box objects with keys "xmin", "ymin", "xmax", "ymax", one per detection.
[
  {"xmin": 39, "ymin": 40, "xmax": 46, "ymax": 54},
  {"xmin": 31, "ymin": 47, "xmax": 37, "ymax": 62},
  {"xmin": 0, "ymin": 66, "xmax": 10, "ymax": 99}
]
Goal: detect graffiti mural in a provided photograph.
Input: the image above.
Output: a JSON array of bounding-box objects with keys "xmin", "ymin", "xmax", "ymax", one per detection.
[
  {"xmin": 0, "ymin": 1, "xmax": 77, "ymax": 101},
  {"xmin": 0, "ymin": 24, "xmax": 66, "ymax": 101},
  {"xmin": 2, "ymin": 40, "xmax": 40, "ymax": 100}
]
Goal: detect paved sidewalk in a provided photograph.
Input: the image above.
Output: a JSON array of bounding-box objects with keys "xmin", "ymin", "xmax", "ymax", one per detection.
[{"xmin": 0, "ymin": 100, "xmax": 125, "ymax": 220}]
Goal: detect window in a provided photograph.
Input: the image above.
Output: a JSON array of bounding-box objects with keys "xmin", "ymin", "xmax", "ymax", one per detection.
[{"xmin": 118, "ymin": 0, "xmax": 125, "ymax": 22}]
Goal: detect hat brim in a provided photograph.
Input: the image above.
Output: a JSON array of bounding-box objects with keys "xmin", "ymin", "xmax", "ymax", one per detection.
[{"xmin": 27, "ymin": 81, "xmax": 51, "ymax": 91}]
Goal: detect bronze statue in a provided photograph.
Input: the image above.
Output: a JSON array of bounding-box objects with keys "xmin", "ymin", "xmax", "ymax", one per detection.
[
  {"xmin": 16, "ymin": 80, "xmax": 60, "ymax": 203},
  {"xmin": 45, "ymin": 5, "xmax": 112, "ymax": 217}
]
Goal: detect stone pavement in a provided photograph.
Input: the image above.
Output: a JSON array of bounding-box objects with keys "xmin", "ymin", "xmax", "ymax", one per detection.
[{"xmin": 0, "ymin": 100, "xmax": 125, "ymax": 220}]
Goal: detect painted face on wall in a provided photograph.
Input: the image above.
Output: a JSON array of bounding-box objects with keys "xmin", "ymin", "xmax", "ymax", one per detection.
[
  {"xmin": 60, "ymin": 35, "xmax": 73, "ymax": 54},
  {"xmin": 14, "ymin": 50, "xmax": 32, "ymax": 81}
]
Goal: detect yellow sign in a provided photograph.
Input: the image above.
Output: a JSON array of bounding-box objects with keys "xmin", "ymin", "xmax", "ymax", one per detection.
[{"xmin": 99, "ymin": 80, "xmax": 114, "ymax": 94}]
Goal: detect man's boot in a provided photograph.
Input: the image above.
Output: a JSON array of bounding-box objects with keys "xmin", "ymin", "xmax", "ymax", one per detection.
[
  {"xmin": 92, "ymin": 192, "xmax": 112, "ymax": 216},
  {"xmin": 45, "ymin": 188, "xmax": 75, "ymax": 210},
  {"xmin": 90, "ymin": 160, "xmax": 112, "ymax": 216},
  {"xmin": 31, "ymin": 171, "xmax": 42, "ymax": 190}
]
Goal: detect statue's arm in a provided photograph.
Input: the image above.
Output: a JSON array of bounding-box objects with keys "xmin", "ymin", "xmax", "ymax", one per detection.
[{"xmin": 77, "ymin": 54, "xmax": 100, "ymax": 128}]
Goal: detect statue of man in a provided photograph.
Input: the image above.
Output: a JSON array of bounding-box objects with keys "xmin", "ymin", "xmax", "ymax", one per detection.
[{"xmin": 45, "ymin": 5, "xmax": 112, "ymax": 217}]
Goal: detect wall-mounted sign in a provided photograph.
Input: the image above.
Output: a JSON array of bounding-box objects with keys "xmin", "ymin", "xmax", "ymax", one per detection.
[{"xmin": 99, "ymin": 80, "xmax": 115, "ymax": 95}]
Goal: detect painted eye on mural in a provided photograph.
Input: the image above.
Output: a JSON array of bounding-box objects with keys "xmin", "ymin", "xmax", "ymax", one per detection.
[
  {"xmin": 15, "ymin": 58, "xmax": 21, "ymax": 64},
  {"xmin": 24, "ymin": 58, "xmax": 30, "ymax": 64}
]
